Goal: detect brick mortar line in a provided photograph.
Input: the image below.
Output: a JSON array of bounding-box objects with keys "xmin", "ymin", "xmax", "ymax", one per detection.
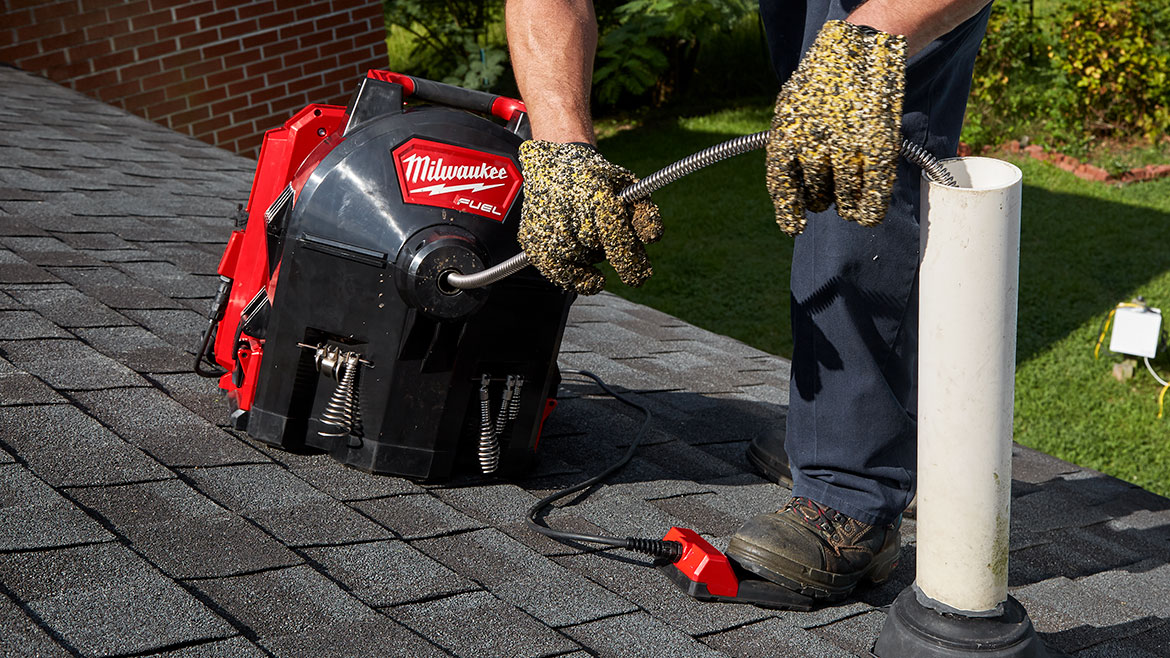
[
  {"xmin": 19, "ymin": 6, "xmax": 358, "ymax": 85},
  {"xmin": 8, "ymin": 18, "xmax": 383, "ymax": 148}
]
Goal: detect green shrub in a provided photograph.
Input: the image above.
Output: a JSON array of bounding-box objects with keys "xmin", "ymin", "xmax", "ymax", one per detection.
[
  {"xmin": 383, "ymin": 0, "xmax": 510, "ymax": 92},
  {"xmin": 1058, "ymin": 0, "xmax": 1170, "ymax": 140},
  {"xmin": 690, "ymin": 11, "xmax": 776, "ymax": 102},
  {"xmin": 965, "ymin": 0, "xmax": 1170, "ymax": 149},
  {"xmin": 964, "ymin": 1, "xmax": 1079, "ymax": 149},
  {"xmin": 383, "ymin": 0, "xmax": 768, "ymax": 110},
  {"xmin": 593, "ymin": 0, "xmax": 755, "ymax": 106}
]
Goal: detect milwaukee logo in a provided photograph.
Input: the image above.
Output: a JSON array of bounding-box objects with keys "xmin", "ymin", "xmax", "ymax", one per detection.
[
  {"xmin": 400, "ymin": 154, "xmax": 508, "ymax": 189},
  {"xmin": 392, "ymin": 139, "xmax": 521, "ymax": 221},
  {"xmin": 412, "ymin": 181, "xmax": 503, "ymax": 196}
]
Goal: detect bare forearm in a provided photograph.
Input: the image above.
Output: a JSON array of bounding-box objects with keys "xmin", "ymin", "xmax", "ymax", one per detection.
[
  {"xmin": 505, "ymin": 0, "xmax": 597, "ymax": 143},
  {"xmin": 848, "ymin": 0, "xmax": 992, "ymax": 55}
]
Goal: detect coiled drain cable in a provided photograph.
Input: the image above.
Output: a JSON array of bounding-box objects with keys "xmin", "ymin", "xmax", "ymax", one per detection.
[
  {"xmin": 526, "ymin": 370, "xmax": 683, "ymax": 560},
  {"xmin": 447, "ymin": 132, "xmax": 958, "ymax": 291}
]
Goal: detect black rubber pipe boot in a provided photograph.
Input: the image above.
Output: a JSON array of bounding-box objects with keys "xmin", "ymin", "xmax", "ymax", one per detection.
[{"xmin": 875, "ymin": 587, "xmax": 1047, "ymax": 657}]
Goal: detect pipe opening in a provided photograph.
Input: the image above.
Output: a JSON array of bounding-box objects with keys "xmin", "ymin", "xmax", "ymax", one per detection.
[
  {"xmin": 928, "ymin": 157, "xmax": 1022, "ymax": 191},
  {"xmin": 436, "ymin": 269, "xmax": 461, "ymax": 296}
]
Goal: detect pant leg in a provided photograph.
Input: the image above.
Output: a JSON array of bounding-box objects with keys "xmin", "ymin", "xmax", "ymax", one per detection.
[{"xmin": 760, "ymin": 2, "xmax": 992, "ymax": 525}]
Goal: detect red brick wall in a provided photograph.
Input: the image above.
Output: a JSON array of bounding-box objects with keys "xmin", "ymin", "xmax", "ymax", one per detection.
[{"xmin": 1, "ymin": 1, "xmax": 388, "ymax": 157}]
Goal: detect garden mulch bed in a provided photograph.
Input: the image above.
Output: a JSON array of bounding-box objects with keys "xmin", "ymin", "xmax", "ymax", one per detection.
[{"xmin": 960, "ymin": 140, "xmax": 1170, "ymax": 184}]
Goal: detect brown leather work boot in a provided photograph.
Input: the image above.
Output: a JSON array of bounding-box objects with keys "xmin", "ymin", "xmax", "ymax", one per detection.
[
  {"xmin": 726, "ymin": 497, "xmax": 900, "ymax": 602},
  {"xmin": 746, "ymin": 429, "xmax": 794, "ymax": 488}
]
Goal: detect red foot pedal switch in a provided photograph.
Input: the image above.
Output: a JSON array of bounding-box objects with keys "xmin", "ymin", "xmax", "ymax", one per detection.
[{"xmin": 659, "ymin": 527, "xmax": 816, "ymax": 610}]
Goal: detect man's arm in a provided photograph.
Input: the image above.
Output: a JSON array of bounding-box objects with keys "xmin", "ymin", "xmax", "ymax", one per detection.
[
  {"xmin": 505, "ymin": 0, "xmax": 597, "ymax": 143},
  {"xmin": 847, "ymin": 0, "xmax": 992, "ymax": 56}
]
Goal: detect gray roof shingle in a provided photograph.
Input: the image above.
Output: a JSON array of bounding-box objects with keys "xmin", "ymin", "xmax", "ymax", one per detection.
[
  {"xmin": 0, "ymin": 404, "xmax": 172, "ymax": 486},
  {"xmin": 0, "ymin": 593, "xmax": 73, "ymax": 658},
  {"xmin": 68, "ymin": 478, "xmax": 302, "ymax": 579},
  {"xmin": 188, "ymin": 564, "xmax": 451, "ymax": 658},
  {"xmin": 0, "ymin": 542, "xmax": 235, "ymax": 656},
  {"xmin": 184, "ymin": 464, "xmax": 393, "ymax": 547},
  {"xmin": 414, "ymin": 527, "xmax": 640, "ymax": 627},
  {"xmin": 388, "ymin": 590, "xmax": 581, "ymax": 657},
  {"xmin": 0, "ymin": 464, "xmax": 113, "ymax": 551},
  {"xmin": 302, "ymin": 539, "xmax": 478, "ymax": 607},
  {"xmin": 71, "ymin": 387, "xmax": 268, "ymax": 468}
]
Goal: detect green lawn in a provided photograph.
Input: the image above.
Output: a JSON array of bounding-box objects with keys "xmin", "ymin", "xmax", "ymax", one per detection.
[
  {"xmin": 597, "ymin": 107, "xmax": 1170, "ymax": 497},
  {"xmin": 598, "ymin": 106, "xmax": 792, "ymax": 355}
]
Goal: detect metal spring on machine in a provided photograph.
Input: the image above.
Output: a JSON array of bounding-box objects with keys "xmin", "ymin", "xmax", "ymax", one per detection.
[
  {"xmin": 495, "ymin": 375, "xmax": 525, "ymax": 436},
  {"xmin": 478, "ymin": 374, "xmax": 499, "ymax": 474},
  {"xmin": 478, "ymin": 374, "xmax": 526, "ymax": 475},
  {"xmin": 494, "ymin": 376, "xmax": 512, "ymax": 440},
  {"xmin": 302, "ymin": 343, "xmax": 369, "ymax": 440},
  {"xmin": 507, "ymin": 376, "xmax": 524, "ymax": 425},
  {"xmin": 319, "ymin": 354, "xmax": 359, "ymax": 437}
]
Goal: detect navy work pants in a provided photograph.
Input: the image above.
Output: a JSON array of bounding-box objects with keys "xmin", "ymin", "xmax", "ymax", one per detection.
[{"xmin": 758, "ymin": 1, "xmax": 992, "ymax": 525}]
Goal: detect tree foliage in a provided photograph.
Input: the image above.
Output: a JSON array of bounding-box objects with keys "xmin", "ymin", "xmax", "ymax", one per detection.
[
  {"xmin": 966, "ymin": 0, "xmax": 1170, "ymax": 149},
  {"xmin": 964, "ymin": 1, "xmax": 1076, "ymax": 148},
  {"xmin": 384, "ymin": 0, "xmax": 508, "ymax": 91},
  {"xmin": 1059, "ymin": 0, "xmax": 1170, "ymax": 139},
  {"xmin": 593, "ymin": 0, "xmax": 756, "ymax": 106},
  {"xmin": 383, "ymin": 0, "xmax": 757, "ymax": 105}
]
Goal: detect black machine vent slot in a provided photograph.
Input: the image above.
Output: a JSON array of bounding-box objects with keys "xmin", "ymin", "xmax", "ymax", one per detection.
[
  {"xmin": 265, "ymin": 185, "xmax": 294, "ymax": 277},
  {"xmin": 300, "ymin": 233, "xmax": 388, "ymax": 268},
  {"xmin": 239, "ymin": 288, "xmax": 272, "ymax": 340}
]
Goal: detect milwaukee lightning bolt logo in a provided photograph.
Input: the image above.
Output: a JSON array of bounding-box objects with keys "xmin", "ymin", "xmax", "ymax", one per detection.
[{"xmin": 392, "ymin": 138, "xmax": 522, "ymax": 221}]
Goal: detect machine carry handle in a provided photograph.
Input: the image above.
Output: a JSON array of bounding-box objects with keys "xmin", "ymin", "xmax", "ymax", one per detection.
[{"xmin": 366, "ymin": 69, "xmax": 527, "ymax": 123}]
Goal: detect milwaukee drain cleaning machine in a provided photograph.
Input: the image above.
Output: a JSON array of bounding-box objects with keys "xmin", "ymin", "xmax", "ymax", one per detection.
[{"xmin": 196, "ymin": 70, "xmax": 572, "ymax": 481}]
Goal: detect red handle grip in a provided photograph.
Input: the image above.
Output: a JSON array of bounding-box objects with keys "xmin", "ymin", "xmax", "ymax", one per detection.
[{"xmin": 366, "ymin": 69, "xmax": 526, "ymax": 122}]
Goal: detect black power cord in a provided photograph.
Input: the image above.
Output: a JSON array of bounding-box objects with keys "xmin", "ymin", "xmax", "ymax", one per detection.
[{"xmin": 525, "ymin": 369, "xmax": 682, "ymax": 561}]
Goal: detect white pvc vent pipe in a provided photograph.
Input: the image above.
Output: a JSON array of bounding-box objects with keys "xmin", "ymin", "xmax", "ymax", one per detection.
[{"xmin": 915, "ymin": 157, "xmax": 1024, "ymax": 616}]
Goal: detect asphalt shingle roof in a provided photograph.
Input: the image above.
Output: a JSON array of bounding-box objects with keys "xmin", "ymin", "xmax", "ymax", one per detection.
[{"xmin": 2, "ymin": 64, "xmax": 1169, "ymax": 657}]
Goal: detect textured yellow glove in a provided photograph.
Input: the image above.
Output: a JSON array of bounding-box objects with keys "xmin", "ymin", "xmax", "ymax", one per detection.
[
  {"xmin": 517, "ymin": 141, "xmax": 662, "ymax": 295},
  {"xmin": 767, "ymin": 20, "xmax": 907, "ymax": 236}
]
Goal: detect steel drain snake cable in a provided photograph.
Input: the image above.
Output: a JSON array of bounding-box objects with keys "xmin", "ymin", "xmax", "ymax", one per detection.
[
  {"xmin": 446, "ymin": 132, "xmax": 958, "ymax": 291},
  {"xmin": 525, "ymin": 369, "xmax": 683, "ymax": 561}
]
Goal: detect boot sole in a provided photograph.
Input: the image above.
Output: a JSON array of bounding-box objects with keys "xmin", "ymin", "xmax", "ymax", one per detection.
[{"xmin": 726, "ymin": 534, "xmax": 900, "ymax": 602}]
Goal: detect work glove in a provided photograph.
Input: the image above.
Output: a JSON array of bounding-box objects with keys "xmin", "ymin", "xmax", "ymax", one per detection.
[
  {"xmin": 517, "ymin": 141, "xmax": 662, "ymax": 295},
  {"xmin": 767, "ymin": 20, "xmax": 907, "ymax": 236}
]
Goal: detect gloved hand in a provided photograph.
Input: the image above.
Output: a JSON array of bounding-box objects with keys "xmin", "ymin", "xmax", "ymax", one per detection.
[
  {"xmin": 767, "ymin": 20, "xmax": 907, "ymax": 236},
  {"xmin": 517, "ymin": 141, "xmax": 662, "ymax": 295}
]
